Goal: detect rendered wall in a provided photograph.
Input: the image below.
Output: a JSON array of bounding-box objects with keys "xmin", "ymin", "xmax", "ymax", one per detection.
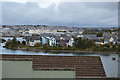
[
  {"xmin": 0, "ymin": 60, "xmax": 2, "ymax": 79},
  {"xmin": 118, "ymin": 57, "xmax": 120, "ymax": 77},
  {"xmin": 2, "ymin": 60, "xmax": 75, "ymax": 78}
]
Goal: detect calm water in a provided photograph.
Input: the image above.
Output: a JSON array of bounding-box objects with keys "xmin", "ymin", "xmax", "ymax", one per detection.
[{"xmin": 0, "ymin": 37, "xmax": 119, "ymax": 77}]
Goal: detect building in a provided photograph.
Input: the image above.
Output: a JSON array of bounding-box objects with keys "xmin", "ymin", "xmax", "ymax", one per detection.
[
  {"xmin": 24, "ymin": 36, "xmax": 41, "ymax": 46},
  {"xmin": 64, "ymin": 36, "xmax": 74, "ymax": 47},
  {"xmin": 80, "ymin": 34, "xmax": 104, "ymax": 45},
  {"xmin": 40, "ymin": 33, "xmax": 74, "ymax": 47},
  {"xmin": 68, "ymin": 38, "xmax": 74, "ymax": 47},
  {"xmin": 48, "ymin": 37, "xmax": 56, "ymax": 46},
  {"xmin": 1, "ymin": 54, "xmax": 106, "ymax": 78},
  {"xmin": 103, "ymin": 36, "xmax": 117, "ymax": 44},
  {"xmin": 103, "ymin": 32, "xmax": 118, "ymax": 44},
  {"xmin": 40, "ymin": 33, "xmax": 56, "ymax": 46}
]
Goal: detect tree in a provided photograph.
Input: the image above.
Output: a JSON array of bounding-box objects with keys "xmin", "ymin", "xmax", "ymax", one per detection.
[
  {"xmin": 22, "ymin": 41, "xmax": 26, "ymax": 46},
  {"xmin": 97, "ymin": 32, "xmax": 103, "ymax": 37},
  {"xmin": 103, "ymin": 43, "xmax": 110, "ymax": 48},
  {"xmin": 5, "ymin": 37, "xmax": 22, "ymax": 49},
  {"xmin": 101, "ymin": 38, "xmax": 104, "ymax": 43},
  {"xmin": 34, "ymin": 42, "xmax": 42, "ymax": 47},
  {"xmin": 0, "ymin": 39, "xmax": 6, "ymax": 43},
  {"xmin": 74, "ymin": 37, "xmax": 95, "ymax": 49}
]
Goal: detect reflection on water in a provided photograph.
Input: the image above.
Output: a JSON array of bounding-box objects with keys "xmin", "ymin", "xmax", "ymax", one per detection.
[{"xmin": 0, "ymin": 41, "xmax": 119, "ymax": 77}]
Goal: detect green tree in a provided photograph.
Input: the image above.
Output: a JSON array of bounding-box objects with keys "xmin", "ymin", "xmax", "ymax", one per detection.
[
  {"xmin": 0, "ymin": 39, "xmax": 6, "ymax": 43},
  {"xmin": 97, "ymin": 32, "xmax": 103, "ymax": 37},
  {"xmin": 103, "ymin": 43, "xmax": 110, "ymax": 48},
  {"xmin": 22, "ymin": 41, "xmax": 26, "ymax": 46},
  {"xmin": 74, "ymin": 37, "xmax": 95, "ymax": 49},
  {"xmin": 34, "ymin": 42, "xmax": 42, "ymax": 47},
  {"xmin": 5, "ymin": 37, "xmax": 21, "ymax": 49},
  {"xmin": 43, "ymin": 44, "xmax": 49, "ymax": 49},
  {"xmin": 101, "ymin": 38, "xmax": 104, "ymax": 43}
]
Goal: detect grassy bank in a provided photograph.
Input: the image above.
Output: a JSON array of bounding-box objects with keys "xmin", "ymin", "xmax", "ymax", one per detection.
[{"xmin": 8, "ymin": 45, "xmax": 116, "ymax": 54}]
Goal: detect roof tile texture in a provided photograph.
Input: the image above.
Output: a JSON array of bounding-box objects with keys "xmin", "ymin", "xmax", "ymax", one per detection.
[{"xmin": 1, "ymin": 54, "xmax": 106, "ymax": 78}]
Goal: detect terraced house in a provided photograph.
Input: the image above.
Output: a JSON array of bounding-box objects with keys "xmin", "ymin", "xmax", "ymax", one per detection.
[{"xmin": 1, "ymin": 54, "xmax": 106, "ymax": 78}]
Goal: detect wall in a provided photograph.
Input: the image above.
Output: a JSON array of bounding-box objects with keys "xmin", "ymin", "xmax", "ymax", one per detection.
[
  {"xmin": 2, "ymin": 60, "xmax": 75, "ymax": 78},
  {"xmin": 118, "ymin": 56, "xmax": 120, "ymax": 77},
  {"xmin": 0, "ymin": 60, "xmax": 2, "ymax": 79}
]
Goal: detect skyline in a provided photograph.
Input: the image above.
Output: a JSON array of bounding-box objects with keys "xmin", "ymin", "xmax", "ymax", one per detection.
[{"xmin": 1, "ymin": 1, "xmax": 119, "ymax": 27}]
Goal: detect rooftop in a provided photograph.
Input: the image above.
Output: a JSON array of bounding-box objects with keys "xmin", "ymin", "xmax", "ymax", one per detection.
[{"xmin": 0, "ymin": 54, "xmax": 106, "ymax": 78}]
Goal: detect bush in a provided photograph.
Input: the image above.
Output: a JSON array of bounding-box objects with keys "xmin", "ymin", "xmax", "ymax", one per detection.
[
  {"xmin": 103, "ymin": 43, "xmax": 110, "ymax": 48},
  {"xmin": 5, "ymin": 37, "xmax": 22, "ymax": 49},
  {"xmin": 74, "ymin": 37, "xmax": 95, "ymax": 49},
  {"xmin": 97, "ymin": 32, "xmax": 103, "ymax": 37},
  {"xmin": 0, "ymin": 39, "xmax": 6, "ymax": 43},
  {"xmin": 22, "ymin": 41, "xmax": 26, "ymax": 46},
  {"xmin": 34, "ymin": 42, "xmax": 42, "ymax": 47}
]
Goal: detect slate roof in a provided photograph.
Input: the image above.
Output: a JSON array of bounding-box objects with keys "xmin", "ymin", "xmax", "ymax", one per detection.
[
  {"xmin": 82, "ymin": 34, "xmax": 98, "ymax": 40},
  {"xmin": 54, "ymin": 36, "xmax": 60, "ymax": 42},
  {"xmin": 0, "ymin": 54, "xmax": 106, "ymax": 78},
  {"xmin": 103, "ymin": 32, "xmax": 118, "ymax": 42},
  {"xmin": 62, "ymin": 36, "xmax": 72, "ymax": 42},
  {"xmin": 117, "ymin": 38, "xmax": 120, "ymax": 42},
  {"xmin": 24, "ymin": 36, "xmax": 40, "ymax": 42},
  {"xmin": 40, "ymin": 33, "xmax": 55, "ymax": 37}
]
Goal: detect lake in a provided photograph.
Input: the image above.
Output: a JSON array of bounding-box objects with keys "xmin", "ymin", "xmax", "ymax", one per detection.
[{"xmin": 0, "ymin": 37, "xmax": 120, "ymax": 78}]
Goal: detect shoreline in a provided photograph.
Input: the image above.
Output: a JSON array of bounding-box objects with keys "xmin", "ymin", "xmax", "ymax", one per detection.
[{"xmin": 12, "ymin": 48, "xmax": 117, "ymax": 54}]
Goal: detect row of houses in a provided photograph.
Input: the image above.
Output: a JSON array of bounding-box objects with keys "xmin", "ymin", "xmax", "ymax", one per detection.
[
  {"xmin": 24, "ymin": 33, "xmax": 74, "ymax": 47},
  {"xmin": 23, "ymin": 32, "xmax": 119, "ymax": 47}
]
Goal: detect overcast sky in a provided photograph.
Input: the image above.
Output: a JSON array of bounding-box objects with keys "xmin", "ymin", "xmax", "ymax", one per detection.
[{"xmin": 1, "ymin": 1, "xmax": 118, "ymax": 27}]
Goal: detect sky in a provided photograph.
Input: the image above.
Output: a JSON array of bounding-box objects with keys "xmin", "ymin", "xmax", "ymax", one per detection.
[{"xmin": 1, "ymin": 0, "xmax": 119, "ymax": 27}]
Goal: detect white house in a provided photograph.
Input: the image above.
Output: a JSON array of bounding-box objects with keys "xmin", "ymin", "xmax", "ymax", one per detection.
[
  {"xmin": 109, "ymin": 37, "xmax": 114, "ymax": 43},
  {"xmin": 40, "ymin": 34, "xmax": 57, "ymax": 47},
  {"xmin": 67, "ymin": 38, "xmax": 74, "ymax": 47},
  {"xmin": 42, "ymin": 37, "xmax": 56, "ymax": 47},
  {"xmin": 24, "ymin": 36, "xmax": 41, "ymax": 46},
  {"xmin": 63, "ymin": 36, "xmax": 74, "ymax": 47},
  {"xmin": 48, "ymin": 37, "xmax": 56, "ymax": 46},
  {"xmin": 29, "ymin": 39, "xmax": 40, "ymax": 46}
]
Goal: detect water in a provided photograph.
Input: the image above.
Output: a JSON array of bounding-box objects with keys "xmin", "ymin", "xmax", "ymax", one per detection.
[{"xmin": 0, "ymin": 37, "xmax": 119, "ymax": 78}]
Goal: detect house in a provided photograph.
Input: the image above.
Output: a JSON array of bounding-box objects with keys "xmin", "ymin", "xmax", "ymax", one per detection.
[
  {"xmin": 81, "ymin": 34, "xmax": 104, "ymax": 45},
  {"xmin": 109, "ymin": 37, "xmax": 114, "ymax": 43},
  {"xmin": 40, "ymin": 33, "xmax": 57, "ymax": 46},
  {"xmin": 117, "ymin": 38, "xmax": 120, "ymax": 44},
  {"xmin": 1, "ymin": 54, "xmax": 106, "ymax": 78},
  {"xmin": 103, "ymin": 36, "xmax": 117, "ymax": 44},
  {"xmin": 68, "ymin": 38, "xmax": 74, "ymax": 47},
  {"xmin": 58, "ymin": 36, "xmax": 74, "ymax": 47},
  {"xmin": 40, "ymin": 34, "xmax": 74, "ymax": 47},
  {"xmin": 81, "ymin": 34, "xmax": 118, "ymax": 45},
  {"xmin": 71, "ymin": 33, "xmax": 82, "ymax": 38},
  {"xmin": 93, "ymin": 37, "xmax": 104, "ymax": 45},
  {"xmin": 40, "ymin": 36, "xmax": 48, "ymax": 45},
  {"xmin": 103, "ymin": 32, "xmax": 118, "ymax": 44},
  {"xmin": 81, "ymin": 34, "xmax": 97, "ymax": 39},
  {"xmin": 54, "ymin": 36, "xmax": 61, "ymax": 46},
  {"xmin": 47, "ymin": 37, "xmax": 56, "ymax": 46},
  {"xmin": 64, "ymin": 36, "xmax": 74, "ymax": 47},
  {"xmin": 24, "ymin": 36, "xmax": 41, "ymax": 46}
]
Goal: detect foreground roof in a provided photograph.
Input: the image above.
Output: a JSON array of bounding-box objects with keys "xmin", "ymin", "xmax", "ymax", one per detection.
[{"xmin": 0, "ymin": 54, "xmax": 106, "ymax": 78}]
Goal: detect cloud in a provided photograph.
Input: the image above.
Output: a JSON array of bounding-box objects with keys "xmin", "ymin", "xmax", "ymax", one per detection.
[{"xmin": 2, "ymin": 2, "xmax": 118, "ymax": 27}]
